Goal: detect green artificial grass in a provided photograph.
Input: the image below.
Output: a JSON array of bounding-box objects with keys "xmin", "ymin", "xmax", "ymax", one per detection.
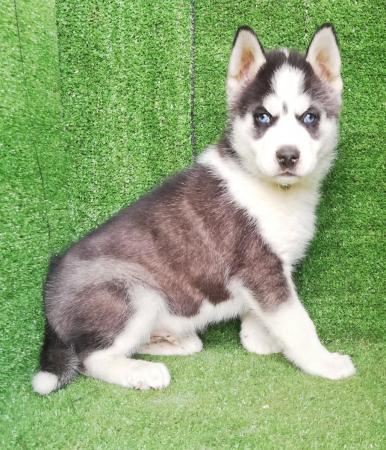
[
  {"xmin": 2, "ymin": 339, "xmax": 386, "ymax": 449},
  {"xmin": 1, "ymin": 0, "xmax": 385, "ymax": 448}
]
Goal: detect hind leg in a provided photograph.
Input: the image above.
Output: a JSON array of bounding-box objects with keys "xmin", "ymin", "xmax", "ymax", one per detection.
[
  {"xmin": 83, "ymin": 353, "xmax": 170, "ymax": 390},
  {"xmin": 138, "ymin": 332, "xmax": 203, "ymax": 356},
  {"xmin": 80, "ymin": 284, "xmax": 171, "ymax": 390}
]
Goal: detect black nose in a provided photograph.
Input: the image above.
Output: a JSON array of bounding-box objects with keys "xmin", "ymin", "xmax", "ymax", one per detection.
[{"xmin": 276, "ymin": 146, "xmax": 300, "ymax": 170}]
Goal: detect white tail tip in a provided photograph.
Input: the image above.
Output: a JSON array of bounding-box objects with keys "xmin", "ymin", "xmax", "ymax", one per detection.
[{"xmin": 32, "ymin": 371, "xmax": 58, "ymax": 395}]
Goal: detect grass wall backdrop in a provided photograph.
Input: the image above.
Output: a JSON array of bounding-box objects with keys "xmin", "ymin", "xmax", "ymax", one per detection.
[{"xmin": 1, "ymin": 1, "xmax": 384, "ymax": 448}]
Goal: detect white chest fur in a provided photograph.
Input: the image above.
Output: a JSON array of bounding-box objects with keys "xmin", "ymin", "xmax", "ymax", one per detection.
[{"xmin": 200, "ymin": 148, "xmax": 319, "ymax": 266}]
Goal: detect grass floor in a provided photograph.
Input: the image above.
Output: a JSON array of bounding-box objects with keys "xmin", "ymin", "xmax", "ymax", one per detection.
[{"xmin": 1, "ymin": 0, "xmax": 385, "ymax": 448}]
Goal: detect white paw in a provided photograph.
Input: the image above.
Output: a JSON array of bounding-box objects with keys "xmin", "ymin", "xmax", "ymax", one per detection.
[
  {"xmin": 303, "ymin": 352, "xmax": 356, "ymax": 380},
  {"xmin": 240, "ymin": 332, "xmax": 281, "ymax": 355},
  {"xmin": 127, "ymin": 361, "xmax": 171, "ymax": 390},
  {"xmin": 179, "ymin": 335, "xmax": 203, "ymax": 354}
]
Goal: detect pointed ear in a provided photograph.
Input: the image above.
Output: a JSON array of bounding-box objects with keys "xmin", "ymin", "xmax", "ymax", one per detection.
[
  {"xmin": 306, "ymin": 24, "xmax": 342, "ymax": 93},
  {"xmin": 227, "ymin": 26, "xmax": 266, "ymax": 106}
]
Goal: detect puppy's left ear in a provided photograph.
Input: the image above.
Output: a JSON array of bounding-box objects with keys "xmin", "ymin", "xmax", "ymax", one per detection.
[
  {"xmin": 227, "ymin": 26, "xmax": 266, "ymax": 106},
  {"xmin": 306, "ymin": 24, "xmax": 342, "ymax": 93}
]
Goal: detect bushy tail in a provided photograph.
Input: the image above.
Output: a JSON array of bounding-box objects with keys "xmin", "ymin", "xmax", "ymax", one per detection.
[{"xmin": 32, "ymin": 321, "xmax": 79, "ymax": 395}]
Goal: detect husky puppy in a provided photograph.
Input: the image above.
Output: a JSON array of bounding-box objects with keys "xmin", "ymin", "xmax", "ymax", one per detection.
[{"xmin": 33, "ymin": 24, "xmax": 356, "ymax": 395}]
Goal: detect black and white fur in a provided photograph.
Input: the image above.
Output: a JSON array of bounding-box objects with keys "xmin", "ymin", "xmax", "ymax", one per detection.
[{"xmin": 32, "ymin": 24, "xmax": 355, "ymax": 395}]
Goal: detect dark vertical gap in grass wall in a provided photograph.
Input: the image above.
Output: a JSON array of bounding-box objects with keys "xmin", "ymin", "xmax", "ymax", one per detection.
[
  {"xmin": 13, "ymin": 0, "xmax": 52, "ymax": 244},
  {"xmin": 189, "ymin": 0, "xmax": 197, "ymax": 158}
]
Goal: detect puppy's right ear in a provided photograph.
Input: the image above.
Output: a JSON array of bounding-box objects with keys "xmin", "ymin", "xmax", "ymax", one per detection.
[{"xmin": 227, "ymin": 26, "xmax": 266, "ymax": 107}]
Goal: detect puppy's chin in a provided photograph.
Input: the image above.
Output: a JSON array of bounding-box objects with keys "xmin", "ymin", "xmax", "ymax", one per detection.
[
  {"xmin": 272, "ymin": 173, "xmax": 301, "ymax": 187},
  {"xmin": 249, "ymin": 165, "xmax": 302, "ymax": 187}
]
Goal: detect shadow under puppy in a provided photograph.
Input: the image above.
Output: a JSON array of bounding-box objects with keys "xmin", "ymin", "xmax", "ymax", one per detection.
[{"xmin": 33, "ymin": 24, "xmax": 355, "ymax": 395}]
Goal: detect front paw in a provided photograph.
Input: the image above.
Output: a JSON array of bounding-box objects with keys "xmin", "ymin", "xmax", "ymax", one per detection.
[
  {"xmin": 302, "ymin": 352, "xmax": 356, "ymax": 380},
  {"xmin": 240, "ymin": 331, "xmax": 281, "ymax": 355}
]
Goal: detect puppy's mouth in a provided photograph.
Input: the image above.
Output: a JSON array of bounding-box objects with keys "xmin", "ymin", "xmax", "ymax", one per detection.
[
  {"xmin": 279, "ymin": 171, "xmax": 296, "ymax": 176},
  {"xmin": 274, "ymin": 171, "xmax": 299, "ymax": 186}
]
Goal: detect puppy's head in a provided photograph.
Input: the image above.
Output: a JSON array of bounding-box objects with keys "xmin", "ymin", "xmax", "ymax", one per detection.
[{"xmin": 227, "ymin": 25, "xmax": 342, "ymax": 186}]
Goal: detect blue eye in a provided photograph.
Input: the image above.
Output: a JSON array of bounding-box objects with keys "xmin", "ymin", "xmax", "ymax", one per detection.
[
  {"xmin": 255, "ymin": 111, "xmax": 272, "ymax": 125},
  {"xmin": 303, "ymin": 112, "xmax": 317, "ymax": 125}
]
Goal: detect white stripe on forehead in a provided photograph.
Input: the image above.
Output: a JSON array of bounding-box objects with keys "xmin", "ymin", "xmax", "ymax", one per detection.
[{"xmin": 263, "ymin": 64, "xmax": 310, "ymax": 116}]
